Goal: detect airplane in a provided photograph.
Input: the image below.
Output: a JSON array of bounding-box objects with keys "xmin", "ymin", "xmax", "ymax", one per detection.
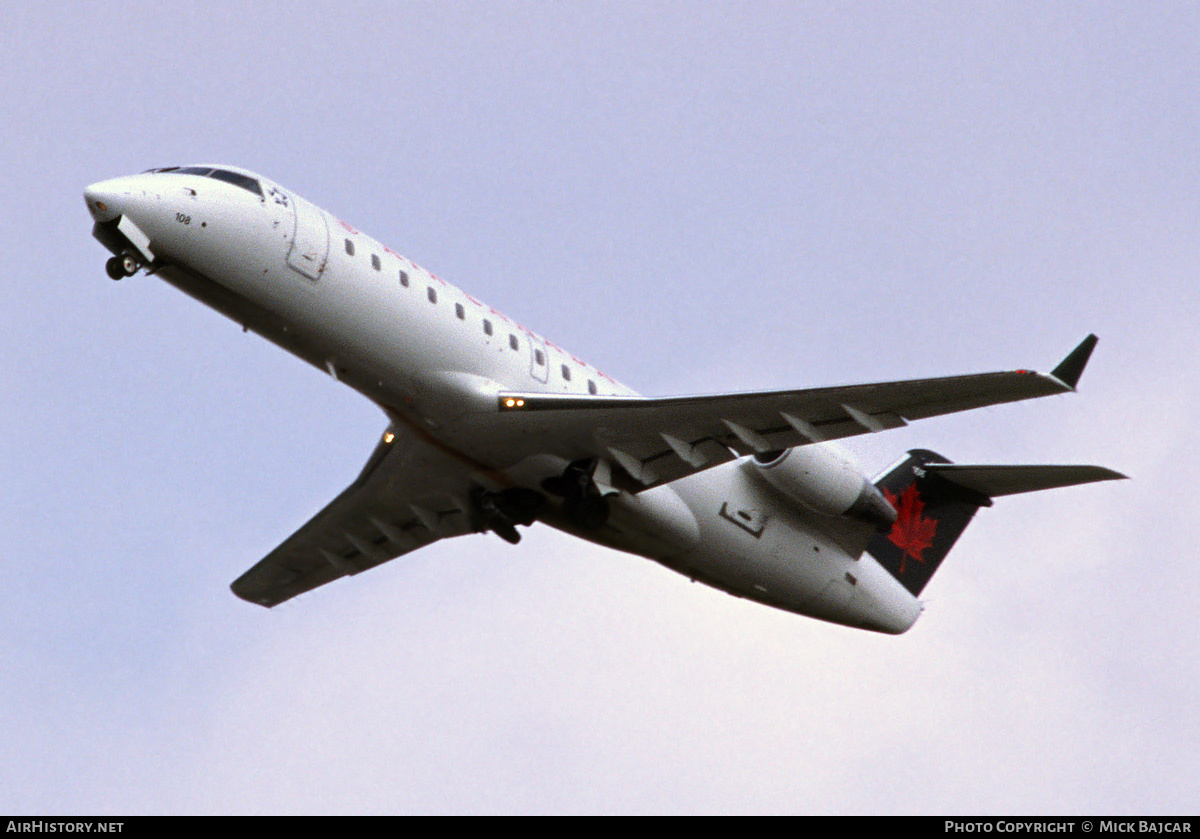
[{"xmin": 83, "ymin": 164, "xmax": 1125, "ymax": 634}]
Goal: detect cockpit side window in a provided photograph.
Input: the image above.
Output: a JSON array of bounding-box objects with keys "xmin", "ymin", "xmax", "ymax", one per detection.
[
  {"xmin": 146, "ymin": 166, "xmax": 263, "ymax": 197},
  {"xmin": 209, "ymin": 168, "xmax": 264, "ymax": 196}
]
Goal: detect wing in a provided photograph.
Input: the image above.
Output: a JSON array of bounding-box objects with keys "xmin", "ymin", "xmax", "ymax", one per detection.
[
  {"xmin": 230, "ymin": 423, "xmax": 483, "ymax": 607},
  {"xmin": 488, "ymin": 336, "xmax": 1099, "ymax": 490}
]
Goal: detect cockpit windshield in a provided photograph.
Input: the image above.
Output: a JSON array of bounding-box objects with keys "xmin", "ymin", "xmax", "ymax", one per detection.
[{"xmin": 144, "ymin": 166, "xmax": 263, "ymax": 197}]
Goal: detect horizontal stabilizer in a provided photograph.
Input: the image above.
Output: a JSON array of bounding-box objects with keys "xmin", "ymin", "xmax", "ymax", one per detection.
[
  {"xmin": 925, "ymin": 462, "xmax": 1126, "ymax": 498},
  {"xmin": 868, "ymin": 449, "xmax": 1125, "ymax": 596}
]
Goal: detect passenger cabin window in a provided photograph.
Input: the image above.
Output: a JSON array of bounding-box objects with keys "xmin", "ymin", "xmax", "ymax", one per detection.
[
  {"xmin": 509, "ymin": 334, "xmax": 519, "ymax": 351},
  {"xmin": 345, "ymin": 239, "xmax": 355, "ymax": 256},
  {"xmin": 561, "ymin": 364, "xmax": 571, "ymax": 381},
  {"xmin": 371, "ymin": 254, "xmax": 381, "ymax": 271},
  {"xmin": 399, "ymin": 270, "xmax": 409, "ymax": 287},
  {"xmin": 455, "ymin": 303, "xmax": 465, "ymax": 320},
  {"xmin": 427, "ymin": 287, "xmax": 437, "ymax": 304},
  {"xmin": 483, "ymin": 319, "xmax": 493, "ymax": 336},
  {"xmin": 588, "ymin": 380, "xmax": 597, "ymax": 395}
]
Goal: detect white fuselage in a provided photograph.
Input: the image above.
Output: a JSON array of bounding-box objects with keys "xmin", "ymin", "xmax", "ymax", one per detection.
[{"xmin": 84, "ymin": 167, "xmax": 922, "ymax": 633}]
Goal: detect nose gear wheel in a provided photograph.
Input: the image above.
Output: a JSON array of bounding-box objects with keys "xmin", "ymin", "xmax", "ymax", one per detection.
[{"xmin": 105, "ymin": 254, "xmax": 140, "ymax": 280}]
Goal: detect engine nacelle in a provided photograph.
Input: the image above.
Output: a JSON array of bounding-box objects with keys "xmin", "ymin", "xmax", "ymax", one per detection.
[{"xmin": 751, "ymin": 446, "xmax": 897, "ymax": 530}]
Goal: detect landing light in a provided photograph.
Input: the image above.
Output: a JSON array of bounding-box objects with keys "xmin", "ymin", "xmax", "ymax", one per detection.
[{"xmin": 383, "ymin": 431, "xmax": 395, "ymax": 444}]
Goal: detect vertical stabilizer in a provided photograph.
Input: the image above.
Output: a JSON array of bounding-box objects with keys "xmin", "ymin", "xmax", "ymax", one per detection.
[{"xmin": 867, "ymin": 450, "xmax": 992, "ymax": 596}]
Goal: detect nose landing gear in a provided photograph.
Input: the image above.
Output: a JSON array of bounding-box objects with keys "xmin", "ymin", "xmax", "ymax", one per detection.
[{"xmin": 105, "ymin": 254, "xmax": 140, "ymax": 280}]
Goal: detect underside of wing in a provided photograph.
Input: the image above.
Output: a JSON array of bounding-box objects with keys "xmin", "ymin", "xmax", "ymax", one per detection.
[
  {"xmin": 231, "ymin": 424, "xmax": 483, "ymax": 607},
  {"xmin": 488, "ymin": 337, "xmax": 1096, "ymax": 491}
]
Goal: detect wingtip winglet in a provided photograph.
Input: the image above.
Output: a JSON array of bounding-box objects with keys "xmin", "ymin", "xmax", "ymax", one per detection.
[{"xmin": 1049, "ymin": 334, "xmax": 1099, "ymax": 390}]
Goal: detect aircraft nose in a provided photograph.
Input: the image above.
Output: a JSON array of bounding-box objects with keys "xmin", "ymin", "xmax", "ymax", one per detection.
[{"xmin": 83, "ymin": 178, "xmax": 133, "ymax": 222}]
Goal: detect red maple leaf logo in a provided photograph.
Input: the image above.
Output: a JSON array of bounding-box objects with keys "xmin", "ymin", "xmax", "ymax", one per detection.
[{"xmin": 882, "ymin": 484, "xmax": 938, "ymax": 574}]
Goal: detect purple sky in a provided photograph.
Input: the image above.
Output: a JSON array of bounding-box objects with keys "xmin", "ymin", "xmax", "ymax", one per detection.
[{"xmin": 2, "ymin": 1, "xmax": 1196, "ymax": 814}]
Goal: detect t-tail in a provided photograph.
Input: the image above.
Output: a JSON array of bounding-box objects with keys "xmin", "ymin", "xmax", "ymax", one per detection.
[{"xmin": 867, "ymin": 449, "xmax": 1125, "ymax": 596}]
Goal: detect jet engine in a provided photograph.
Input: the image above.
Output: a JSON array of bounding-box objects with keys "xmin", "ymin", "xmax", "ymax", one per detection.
[{"xmin": 751, "ymin": 446, "xmax": 897, "ymax": 530}]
